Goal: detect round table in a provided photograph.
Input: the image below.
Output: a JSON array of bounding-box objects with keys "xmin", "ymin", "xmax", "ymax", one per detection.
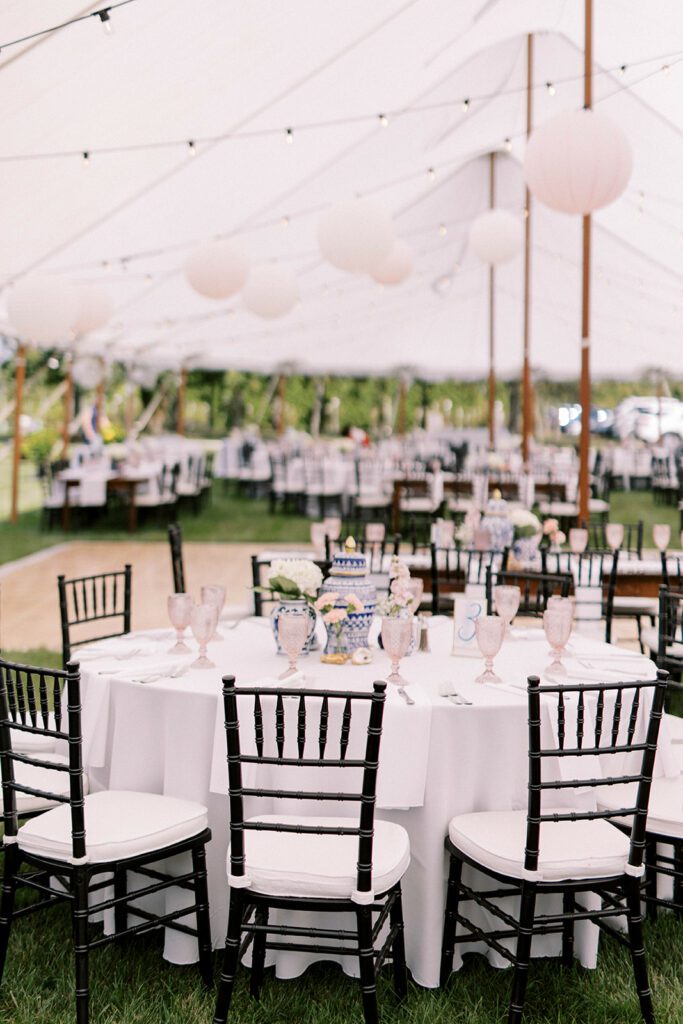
[{"xmin": 76, "ymin": 617, "xmax": 669, "ymax": 986}]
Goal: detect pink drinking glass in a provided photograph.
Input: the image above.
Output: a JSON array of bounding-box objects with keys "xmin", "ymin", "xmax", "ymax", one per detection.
[
  {"xmin": 653, "ymin": 524, "xmax": 671, "ymax": 553},
  {"xmin": 310, "ymin": 523, "xmax": 327, "ymax": 558},
  {"xmin": 543, "ymin": 607, "xmax": 572, "ymax": 677},
  {"xmin": 190, "ymin": 602, "xmax": 219, "ymax": 669},
  {"xmin": 323, "ymin": 517, "xmax": 342, "ymax": 542},
  {"xmin": 569, "ymin": 528, "xmax": 588, "ymax": 555},
  {"xmin": 168, "ymin": 593, "xmax": 193, "ymax": 654},
  {"xmin": 493, "ymin": 585, "xmax": 520, "ymax": 636},
  {"xmin": 201, "ymin": 584, "xmax": 226, "ymax": 641},
  {"xmin": 277, "ymin": 606, "xmax": 309, "ymax": 680},
  {"xmin": 474, "ymin": 615, "xmax": 506, "ymax": 684},
  {"xmin": 605, "ymin": 523, "xmax": 624, "ymax": 551},
  {"xmin": 381, "ymin": 616, "xmax": 414, "ymax": 685}
]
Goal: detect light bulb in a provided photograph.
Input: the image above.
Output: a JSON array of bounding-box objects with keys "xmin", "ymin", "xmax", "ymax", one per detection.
[
  {"xmin": 285, "ymin": 128, "xmax": 294, "ymax": 144},
  {"xmin": 427, "ymin": 167, "xmax": 436, "ymax": 180},
  {"xmin": 98, "ymin": 9, "xmax": 113, "ymax": 34},
  {"xmin": 439, "ymin": 223, "xmax": 447, "ymax": 237},
  {"xmin": 504, "ymin": 137, "xmax": 512, "ymax": 152},
  {"xmin": 188, "ymin": 140, "xmax": 196, "ymax": 156},
  {"xmin": 546, "ymin": 82, "xmax": 556, "ymax": 95},
  {"xmin": 461, "ymin": 98, "xmax": 470, "ymax": 111},
  {"xmin": 378, "ymin": 113, "xmax": 389, "ymax": 127},
  {"xmin": 82, "ymin": 151, "xmax": 90, "ymax": 166}
]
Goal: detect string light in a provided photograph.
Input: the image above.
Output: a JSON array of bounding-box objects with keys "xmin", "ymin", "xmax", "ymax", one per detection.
[
  {"xmin": 98, "ymin": 9, "xmax": 113, "ymax": 34},
  {"xmin": 378, "ymin": 113, "xmax": 389, "ymax": 127},
  {"xmin": 427, "ymin": 167, "xmax": 436, "ymax": 180},
  {"xmin": 188, "ymin": 140, "xmax": 196, "ymax": 156},
  {"xmin": 619, "ymin": 64, "xmax": 627, "ymax": 75},
  {"xmin": 662, "ymin": 64, "xmax": 670, "ymax": 74},
  {"xmin": 461, "ymin": 98, "xmax": 470, "ymax": 111},
  {"xmin": 82, "ymin": 151, "xmax": 90, "ymax": 166},
  {"xmin": 439, "ymin": 223, "xmax": 447, "ymax": 237},
  {"xmin": 546, "ymin": 82, "xmax": 556, "ymax": 95},
  {"xmin": 285, "ymin": 127, "xmax": 294, "ymax": 144},
  {"xmin": 280, "ymin": 215, "xmax": 290, "ymax": 227},
  {"xmin": 504, "ymin": 137, "xmax": 512, "ymax": 152}
]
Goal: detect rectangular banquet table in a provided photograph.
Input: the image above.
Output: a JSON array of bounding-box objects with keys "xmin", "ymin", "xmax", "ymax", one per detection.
[{"xmin": 75, "ymin": 618, "xmax": 674, "ymax": 987}]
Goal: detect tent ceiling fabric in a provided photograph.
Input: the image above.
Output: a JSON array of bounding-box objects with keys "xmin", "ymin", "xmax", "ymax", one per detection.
[{"xmin": 1, "ymin": 0, "xmax": 682, "ymax": 380}]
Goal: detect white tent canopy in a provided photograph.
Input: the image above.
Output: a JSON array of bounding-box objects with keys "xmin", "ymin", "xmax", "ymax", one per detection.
[{"xmin": 1, "ymin": 0, "xmax": 682, "ymax": 380}]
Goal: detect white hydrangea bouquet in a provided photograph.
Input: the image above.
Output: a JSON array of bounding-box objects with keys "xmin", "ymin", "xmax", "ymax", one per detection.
[
  {"xmin": 256, "ymin": 558, "xmax": 324, "ymax": 605},
  {"xmin": 509, "ymin": 508, "xmax": 542, "ymax": 540}
]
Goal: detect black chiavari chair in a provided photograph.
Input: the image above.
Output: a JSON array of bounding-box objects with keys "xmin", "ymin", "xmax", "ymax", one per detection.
[
  {"xmin": 588, "ymin": 520, "xmax": 643, "ymax": 559},
  {"xmin": 213, "ymin": 678, "xmax": 409, "ymax": 1024},
  {"xmin": 58, "ymin": 565, "xmax": 132, "ymax": 667},
  {"xmin": 661, "ymin": 551, "xmax": 683, "ymax": 590},
  {"xmin": 485, "ymin": 567, "xmax": 572, "ymax": 618},
  {"xmin": 0, "ymin": 657, "xmax": 213, "ymax": 1024},
  {"xmin": 601, "ymin": 549, "xmax": 658, "ymax": 651},
  {"xmin": 431, "ymin": 546, "xmax": 504, "ymax": 615},
  {"xmin": 655, "ymin": 586, "xmax": 683, "ymax": 685},
  {"xmin": 168, "ymin": 522, "xmax": 185, "ymax": 592},
  {"xmin": 441, "ymin": 670, "xmax": 668, "ymax": 1024}
]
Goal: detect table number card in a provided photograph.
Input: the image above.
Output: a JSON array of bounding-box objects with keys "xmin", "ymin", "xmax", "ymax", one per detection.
[{"xmin": 451, "ymin": 596, "xmax": 484, "ymax": 655}]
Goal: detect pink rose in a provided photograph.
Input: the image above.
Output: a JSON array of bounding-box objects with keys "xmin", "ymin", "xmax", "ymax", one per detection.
[
  {"xmin": 323, "ymin": 608, "xmax": 347, "ymax": 624},
  {"xmin": 555, "ymin": 530, "xmax": 566, "ymax": 546},
  {"xmin": 543, "ymin": 518, "xmax": 559, "ymax": 536},
  {"xmin": 346, "ymin": 594, "xmax": 364, "ymax": 614},
  {"xmin": 315, "ymin": 592, "xmax": 338, "ymax": 611}
]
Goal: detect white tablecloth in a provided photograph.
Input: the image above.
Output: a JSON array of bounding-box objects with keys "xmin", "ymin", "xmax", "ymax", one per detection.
[{"xmin": 76, "ymin": 619, "xmax": 672, "ymax": 987}]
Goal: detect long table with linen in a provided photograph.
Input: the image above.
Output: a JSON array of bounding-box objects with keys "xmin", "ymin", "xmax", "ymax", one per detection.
[{"xmin": 74, "ymin": 618, "xmax": 675, "ymax": 987}]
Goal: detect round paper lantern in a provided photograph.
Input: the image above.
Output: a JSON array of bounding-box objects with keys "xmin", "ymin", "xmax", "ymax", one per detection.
[
  {"xmin": 372, "ymin": 240, "xmax": 414, "ymax": 285},
  {"xmin": 7, "ymin": 275, "xmax": 79, "ymax": 345},
  {"xmin": 468, "ymin": 209, "xmax": 523, "ymax": 265},
  {"xmin": 524, "ymin": 108, "xmax": 633, "ymax": 214},
  {"xmin": 243, "ymin": 264, "xmax": 298, "ymax": 319},
  {"xmin": 72, "ymin": 282, "xmax": 114, "ymax": 335},
  {"xmin": 318, "ymin": 199, "xmax": 394, "ymax": 273},
  {"xmin": 184, "ymin": 239, "xmax": 249, "ymax": 299},
  {"xmin": 72, "ymin": 356, "xmax": 104, "ymax": 390}
]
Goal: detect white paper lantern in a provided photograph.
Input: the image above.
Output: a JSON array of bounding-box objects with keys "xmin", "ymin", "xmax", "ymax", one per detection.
[
  {"xmin": 72, "ymin": 356, "xmax": 104, "ymax": 390},
  {"xmin": 372, "ymin": 240, "xmax": 414, "ymax": 285},
  {"xmin": 318, "ymin": 199, "xmax": 394, "ymax": 273},
  {"xmin": 7, "ymin": 275, "xmax": 79, "ymax": 345},
  {"xmin": 184, "ymin": 239, "xmax": 249, "ymax": 299},
  {"xmin": 468, "ymin": 209, "xmax": 524, "ymax": 265},
  {"xmin": 243, "ymin": 264, "xmax": 298, "ymax": 318},
  {"xmin": 129, "ymin": 364, "xmax": 158, "ymax": 389},
  {"xmin": 524, "ymin": 108, "xmax": 633, "ymax": 215},
  {"xmin": 72, "ymin": 282, "xmax": 114, "ymax": 335}
]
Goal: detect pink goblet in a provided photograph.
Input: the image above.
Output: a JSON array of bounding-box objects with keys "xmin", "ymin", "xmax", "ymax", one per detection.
[
  {"xmin": 543, "ymin": 607, "xmax": 572, "ymax": 677},
  {"xmin": 569, "ymin": 528, "xmax": 588, "ymax": 555},
  {"xmin": 653, "ymin": 524, "xmax": 671, "ymax": 553},
  {"xmin": 493, "ymin": 585, "xmax": 520, "ymax": 637},
  {"xmin": 474, "ymin": 615, "xmax": 506, "ymax": 684},
  {"xmin": 201, "ymin": 584, "xmax": 226, "ymax": 641},
  {"xmin": 381, "ymin": 616, "xmax": 414, "ymax": 685},
  {"xmin": 605, "ymin": 523, "xmax": 624, "ymax": 551},
  {"xmin": 190, "ymin": 602, "xmax": 219, "ymax": 669},
  {"xmin": 277, "ymin": 605, "xmax": 309, "ymax": 680},
  {"xmin": 168, "ymin": 593, "xmax": 193, "ymax": 654}
]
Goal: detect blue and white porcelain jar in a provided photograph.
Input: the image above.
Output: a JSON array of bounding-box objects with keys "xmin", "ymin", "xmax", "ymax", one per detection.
[
  {"xmin": 479, "ymin": 491, "xmax": 514, "ymax": 553},
  {"xmin": 319, "ymin": 538, "xmax": 376, "ymax": 662},
  {"xmin": 271, "ymin": 599, "xmax": 317, "ymax": 655}
]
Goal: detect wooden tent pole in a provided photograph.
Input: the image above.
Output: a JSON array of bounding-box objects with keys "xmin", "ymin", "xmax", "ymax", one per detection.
[
  {"xmin": 276, "ymin": 374, "xmax": 286, "ymax": 435},
  {"xmin": 522, "ymin": 33, "xmax": 534, "ymax": 465},
  {"xmin": 488, "ymin": 151, "xmax": 496, "ymax": 449},
  {"xmin": 579, "ymin": 0, "xmax": 593, "ymax": 523},
  {"xmin": 177, "ymin": 367, "xmax": 187, "ymax": 435},
  {"xmin": 10, "ymin": 344, "xmax": 26, "ymax": 524},
  {"xmin": 62, "ymin": 358, "xmax": 73, "ymax": 457},
  {"xmin": 397, "ymin": 376, "xmax": 408, "ymax": 436}
]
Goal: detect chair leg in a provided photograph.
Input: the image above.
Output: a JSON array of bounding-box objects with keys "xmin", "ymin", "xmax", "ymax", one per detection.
[
  {"xmin": 625, "ymin": 875, "xmax": 655, "ymax": 1024},
  {"xmin": 673, "ymin": 843, "xmax": 683, "ymax": 919},
  {"xmin": 213, "ymin": 890, "xmax": 244, "ymax": 1024},
  {"xmin": 389, "ymin": 885, "xmax": 407, "ymax": 1000},
  {"xmin": 561, "ymin": 890, "xmax": 575, "ymax": 968},
  {"xmin": 0, "ymin": 844, "xmax": 19, "ymax": 985},
  {"xmin": 114, "ymin": 867, "xmax": 127, "ymax": 934},
  {"xmin": 72, "ymin": 866, "xmax": 91, "ymax": 1024},
  {"xmin": 356, "ymin": 905, "xmax": 378, "ymax": 1024},
  {"xmin": 508, "ymin": 881, "xmax": 538, "ymax": 1024},
  {"xmin": 192, "ymin": 845, "xmax": 214, "ymax": 988},
  {"xmin": 250, "ymin": 904, "xmax": 269, "ymax": 999},
  {"xmin": 440, "ymin": 852, "xmax": 463, "ymax": 986},
  {"xmin": 636, "ymin": 616, "xmax": 645, "ymax": 655},
  {"xmin": 645, "ymin": 840, "xmax": 658, "ymax": 922}
]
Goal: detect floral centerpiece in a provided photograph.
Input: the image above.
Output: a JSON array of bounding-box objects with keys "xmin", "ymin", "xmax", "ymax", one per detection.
[
  {"xmin": 255, "ymin": 558, "xmax": 324, "ymax": 655},
  {"xmin": 314, "ymin": 591, "xmax": 365, "ymax": 664},
  {"xmin": 376, "ymin": 559, "xmax": 419, "ymax": 618},
  {"xmin": 539, "ymin": 517, "xmax": 566, "ymax": 551},
  {"xmin": 509, "ymin": 508, "xmax": 543, "ymax": 569}
]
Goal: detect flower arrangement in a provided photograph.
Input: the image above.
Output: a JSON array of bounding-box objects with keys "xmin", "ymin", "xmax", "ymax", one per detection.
[
  {"xmin": 315, "ymin": 591, "xmax": 365, "ymax": 663},
  {"xmin": 455, "ymin": 508, "xmax": 481, "ymax": 547},
  {"xmin": 256, "ymin": 558, "xmax": 324, "ymax": 604},
  {"xmin": 375, "ymin": 558, "xmax": 419, "ymax": 618},
  {"xmin": 509, "ymin": 508, "xmax": 542, "ymax": 540},
  {"xmin": 540, "ymin": 517, "xmax": 566, "ymax": 549}
]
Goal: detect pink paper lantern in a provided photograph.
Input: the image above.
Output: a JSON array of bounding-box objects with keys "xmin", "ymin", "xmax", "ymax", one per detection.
[
  {"xmin": 184, "ymin": 239, "xmax": 249, "ymax": 300},
  {"xmin": 318, "ymin": 199, "xmax": 394, "ymax": 273},
  {"xmin": 243, "ymin": 264, "xmax": 298, "ymax": 318},
  {"xmin": 524, "ymin": 109, "xmax": 632, "ymax": 215},
  {"xmin": 468, "ymin": 209, "xmax": 523, "ymax": 265},
  {"xmin": 372, "ymin": 240, "xmax": 414, "ymax": 285},
  {"xmin": 72, "ymin": 282, "xmax": 114, "ymax": 335}
]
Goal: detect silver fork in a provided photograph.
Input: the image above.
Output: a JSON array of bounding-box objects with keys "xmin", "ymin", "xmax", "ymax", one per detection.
[{"xmin": 397, "ymin": 686, "xmax": 415, "ymax": 706}]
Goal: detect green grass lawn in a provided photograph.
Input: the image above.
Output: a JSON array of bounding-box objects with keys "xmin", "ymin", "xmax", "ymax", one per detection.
[{"xmin": 2, "ymin": 899, "xmax": 683, "ymax": 1023}]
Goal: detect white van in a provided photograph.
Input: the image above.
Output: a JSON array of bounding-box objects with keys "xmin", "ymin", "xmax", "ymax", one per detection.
[{"xmin": 614, "ymin": 396, "xmax": 683, "ymax": 445}]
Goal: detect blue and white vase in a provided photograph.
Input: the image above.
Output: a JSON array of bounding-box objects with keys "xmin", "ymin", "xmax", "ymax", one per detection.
[
  {"xmin": 479, "ymin": 492, "xmax": 514, "ymax": 553},
  {"xmin": 319, "ymin": 538, "xmax": 377, "ymax": 662},
  {"xmin": 510, "ymin": 534, "xmax": 542, "ymax": 570},
  {"xmin": 271, "ymin": 599, "xmax": 317, "ymax": 655}
]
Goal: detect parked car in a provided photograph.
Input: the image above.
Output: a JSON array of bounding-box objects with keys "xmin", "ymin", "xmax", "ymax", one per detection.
[
  {"xmin": 613, "ymin": 395, "xmax": 683, "ymax": 445},
  {"xmin": 557, "ymin": 404, "xmax": 615, "ymax": 437}
]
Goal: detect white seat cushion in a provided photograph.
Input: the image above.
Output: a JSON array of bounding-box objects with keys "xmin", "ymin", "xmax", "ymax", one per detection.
[
  {"xmin": 613, "ymin": 596, "xmax": 658, "ymax": 614},
  {"xmin": 18, "ymin": 790, "xmax": 208, "ymax": 863},
  {"xmin": 448, "ymin": 808, "xmax": 630, "ymax": 882},
  {"xmin": 598, "ymin": 776, "xmax": 683, "ymax": 840},
  {"xmin": 232, "ymin": 814, "xmax": 410, "ymax": 899},
  {"xmin": 641, "ymin": 626, "xmax": 659, "ymax": 653},
  {"xmin": 14, "ymin": 753, "xmax": 89, "ymax": 815},
  {"xmin": 665, "ymin": 712, "xmax": 683, "ymax": 744},
  {"xmin": 11, "ymin": 717, "xmax": 58, "ymax": 753}
]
